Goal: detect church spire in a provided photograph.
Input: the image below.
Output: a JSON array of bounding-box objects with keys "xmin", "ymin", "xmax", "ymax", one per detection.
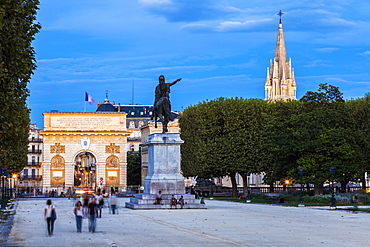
[{"xmin": 265, "ymin": 11, "xmax": 297, "ymax": 101}]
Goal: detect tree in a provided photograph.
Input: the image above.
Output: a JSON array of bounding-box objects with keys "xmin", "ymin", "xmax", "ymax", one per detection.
[
  {"xmin": 127, "ymin": 152, "xmax": 141, "ymax": 186},
  {"xmin": 297, "ymin": 84, "xmax": 362, "ymax": 193},
  {"xmin": 263, "ymin": 100, "xmax": 303, "ymax": 191},
  {"xmin": 347, "ymin": 94, "xmax": 370, "ymax": 189},
  {"xmin": 180, "ymin": 98, "xmax": 269, "ymax": 197},
  {"xmin": 0, "ymin": 0, "xmax": 41, "ymax": 173}
]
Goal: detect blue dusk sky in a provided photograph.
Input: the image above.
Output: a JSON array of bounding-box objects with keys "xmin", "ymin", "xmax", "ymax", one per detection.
[{"xmin": 29, "ymin": 0, "xmax": 370, "ymax": 127}]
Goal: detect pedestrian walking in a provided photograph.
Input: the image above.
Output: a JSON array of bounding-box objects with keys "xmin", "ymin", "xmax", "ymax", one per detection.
[
  {"xmin": 97, "ymin": 196, "xmax": 104, "ymax": 218},
  {"xmin": 73, "ymin": 201, "xmax": 84, "ymax": 233},
  {"xmin": 44, "ymin": 199, "xmax": 57, "ymax": 237},
  {"xmin": 88, "ymin": 198, "xmax": 98, "ymax": 233},
  {"xmin": 110, "ymin": 193, "xmax": 118, "ymax": 214}
]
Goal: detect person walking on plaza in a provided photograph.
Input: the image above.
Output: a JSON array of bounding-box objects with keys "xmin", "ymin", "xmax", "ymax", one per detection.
[
  {"xmin": 97, "ymin": 196, "xmax": 104, "ymax": 218},
  {"xmin": 110, "ymin": 193, "xmax": 118, "ymax": 214},
  {"xmin": 82, "ymin": 193, "xmax": 89, "ymax": 218},
  {"xmin": 73, "ymin": 201, "xmax": 84, "ymax": 233},
  {"xmin": 88, "ymin": 198, "xmax": 98, "ymax": 233},
  {"xmin": 44, "ymin": 199, "xmax": 57, "ymax": 237}
]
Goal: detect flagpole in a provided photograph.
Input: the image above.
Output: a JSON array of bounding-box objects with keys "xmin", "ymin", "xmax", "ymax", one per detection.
[{"xmin": 84, "ymin": 92, "xmax": 86, "ymax": 112}]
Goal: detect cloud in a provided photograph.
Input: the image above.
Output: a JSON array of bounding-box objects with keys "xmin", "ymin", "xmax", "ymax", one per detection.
[
  {"xmin": 315, "ymin": 47, "xmax": 339, "ymax": 53},
  {"xmin": 303, "ymin": 60, "xmax": 332, "ymax": 68},
  {"xmin": 216, "ymin": 18, "xmax": 273, "ymax": 32},
  {"xmin": 358, "ymin": 51, "xmax": 370, "ymax": 57},
  {"xmin": 139, "ymin": 0, "xmax": 241, "ymax": 22}
]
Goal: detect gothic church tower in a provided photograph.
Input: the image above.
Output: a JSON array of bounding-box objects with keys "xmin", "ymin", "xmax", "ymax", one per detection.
[{"xmin": 265, "ymin": 12, "xmax": 296, "ymax": 101}]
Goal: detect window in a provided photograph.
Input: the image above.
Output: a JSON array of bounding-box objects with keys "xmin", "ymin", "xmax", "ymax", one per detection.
[
  {"xmin": 250, "ymin": 174, "xmax": 255, "ymax": 185},
  {"xmin": 258, "ymin": 175, "xmax": 263, "ymax": 184},
  {"xmin": 24, "ymin": 169, "xmax": 28, "ymax": 178}
]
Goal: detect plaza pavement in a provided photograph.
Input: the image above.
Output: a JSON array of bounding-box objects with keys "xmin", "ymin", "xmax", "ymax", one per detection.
[{"xmin": 3, "ymin": 197, "xmax": 370, "ymax": 247}]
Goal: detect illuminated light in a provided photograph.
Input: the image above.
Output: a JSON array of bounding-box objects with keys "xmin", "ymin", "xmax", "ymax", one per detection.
[{"xmin": 285, "ymin": 180, "xmax": 290, "ymax": 185}]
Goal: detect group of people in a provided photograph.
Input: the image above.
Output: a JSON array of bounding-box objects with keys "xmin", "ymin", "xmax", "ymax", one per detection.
[
  {"xmin": 44, "ymin": 192, "xmax": 119, "ymax": 236},
  {"xmin": 170, "ymin": 195, "xmax": 185, "ymax": 209},
  {"xmin": 154, "ymin": 191, "xmax": 185, "ymax": 209}
]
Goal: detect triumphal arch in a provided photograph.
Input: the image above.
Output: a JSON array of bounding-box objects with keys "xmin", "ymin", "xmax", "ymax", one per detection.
[{"xmin": 40, "ymin": 111, "xmax": 131, "ymax": 192}]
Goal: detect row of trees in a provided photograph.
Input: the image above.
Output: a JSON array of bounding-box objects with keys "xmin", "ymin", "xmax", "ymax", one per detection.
[
  {"xmin": 179, "ymin": 84, "xmax": 370, "ymax": 197},
  {"xmin": 0, "ymin": 1, "xmax": 41, "ymax": 173}
]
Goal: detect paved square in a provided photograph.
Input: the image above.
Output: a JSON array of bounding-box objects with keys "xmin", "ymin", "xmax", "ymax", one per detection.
[{"xmin": 4, "ymin": 198, "xmax": 370, "ymax": 246}]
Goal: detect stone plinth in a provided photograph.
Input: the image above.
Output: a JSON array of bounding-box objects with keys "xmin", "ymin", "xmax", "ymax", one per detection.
[
  {"xmin": 144, "ymin": 133, "xmax": 185, "ymax": 195},
  {"xmin": 126, "ymin": 133, "xmax": 206, "ymax": 209}
]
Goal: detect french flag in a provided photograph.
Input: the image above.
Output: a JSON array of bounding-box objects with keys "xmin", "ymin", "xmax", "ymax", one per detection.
[{"xmin": 84, "ymin": 92, "xmax": 94, "ymax": 105}]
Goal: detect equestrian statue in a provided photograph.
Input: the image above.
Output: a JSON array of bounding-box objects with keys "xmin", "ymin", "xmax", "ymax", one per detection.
[{"xmin": 151, "ymin": 75, "xmax": 181, "ymax": 133}]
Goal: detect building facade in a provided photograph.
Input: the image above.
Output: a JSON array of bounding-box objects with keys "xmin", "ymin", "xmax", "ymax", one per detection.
[
  {"xmin": 18, "ymin": 124, "xmax": 43, "ymax": 192},
  {"xmin": 40, "ymin": 111, "xmax": 131, "ymax": 193}
]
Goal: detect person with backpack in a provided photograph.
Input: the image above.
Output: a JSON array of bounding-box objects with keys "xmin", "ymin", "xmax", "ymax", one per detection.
[{"xmin": 44, "ymin": 199, "xmax": 57, "ymax": 236}]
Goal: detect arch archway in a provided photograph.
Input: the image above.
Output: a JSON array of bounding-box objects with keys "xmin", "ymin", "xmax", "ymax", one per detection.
[{"xmin": 74, "ymin": 152, "xmax": 96, "ymax": 188}]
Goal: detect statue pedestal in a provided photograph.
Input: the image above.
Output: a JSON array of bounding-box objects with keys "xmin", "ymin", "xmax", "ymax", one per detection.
[
  {"xmin": 144, "ymin": 133, "xmax": 185, "ymax": 194},
  {"xmin": 126, "ymin": 133, "xmax": 206, "ymax": 209}
]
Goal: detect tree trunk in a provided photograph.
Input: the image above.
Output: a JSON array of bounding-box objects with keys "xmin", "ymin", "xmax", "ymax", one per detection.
[
  {"xmin": 230, "ymin": 172, "xmax": 238, "ymax": 198},
  {"xmin": 361, "ymin": 173, "xmax": 366, "ymax": 190},
  {"xmin": 314, "ymin": 183, "xmax": 323, "ymax": 195},
  {"xmin": 269, "ymin": 182, "xmax": 274, "ymax": 193},
  {"xmin": 240, "ymin": 173, "xmax": 247, "ymax": 196}
]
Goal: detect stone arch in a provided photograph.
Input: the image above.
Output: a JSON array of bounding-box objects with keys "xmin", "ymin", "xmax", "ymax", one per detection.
[
  {"xmin": 74, "ymin": 151, "xmax": 97, "ymax": 187},
  {"xmin": 106, "ymin": 155, "xmax": 120, "ymax": 186},
  {"xmin": 50, "ymin": 155, "xmax": 65, "ymax": 187}
]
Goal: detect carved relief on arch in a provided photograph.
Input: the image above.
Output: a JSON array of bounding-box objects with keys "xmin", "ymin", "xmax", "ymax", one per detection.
[
  {"xmin": 51, "ymin": 155, "xmax": 65, "ymax": 168},
  {"xmin": 106, "ymin": 155, "xmax": 119, "ymax": 168},
  {"xmin": 50, "ymin": 155, "xmax": 65, "ymax": 187}
]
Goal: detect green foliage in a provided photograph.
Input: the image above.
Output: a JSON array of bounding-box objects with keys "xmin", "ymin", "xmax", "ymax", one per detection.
[
  {"xmin": 127, "ymin": 152, "xmax": 141, "ymax": 186},
  {"xmin": 265, "ymin": 84, "xmax": 364, "ymax": 193},
  {"xmin": 300, "ymin": 83, "xmax": 344, "ymax": 103},
  {"xmin": 180, "ymin": 97, "xmax": 269, "ymax": 197},
  {"xmin": 0, "ymin": 0, "xmax": 40, "ymax": 173}
]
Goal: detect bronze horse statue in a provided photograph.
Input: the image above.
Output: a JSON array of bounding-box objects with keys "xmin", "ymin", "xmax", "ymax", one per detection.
[{"xmin": 152, "ymin": 96, "xmax": 173, "ymax": 133}]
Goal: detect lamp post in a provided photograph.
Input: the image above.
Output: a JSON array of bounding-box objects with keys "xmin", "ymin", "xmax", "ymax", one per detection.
[
  {"xmin": 298, "ymin": 169, "xmax": 304, "ymax": 207},
  {"xmin": 329, "ymin": 167, "xmax": 337, "ymax": 210},
  {"xmin": 246, "ymin": 172, "xmax": 251, "ymax": 203},
  {"xmin": 1, "ymin": 175, "xmax": 6, "ymax": 209},
  {"xmin": 11, "ymin": 174, "xmax": 17, "ymax": 199},
  {"xmin": 210, "ymin": 175, "xmax": 214, "ymax": 199}
]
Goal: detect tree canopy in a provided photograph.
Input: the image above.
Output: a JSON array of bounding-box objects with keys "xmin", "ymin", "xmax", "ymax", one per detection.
[
  {"xmin": 180, "ymin": 84, "xmax": 370, "ymax": 196},
  {"xmin": 0, "ymin": 0, "xmax": 41, "ymax": 173}
]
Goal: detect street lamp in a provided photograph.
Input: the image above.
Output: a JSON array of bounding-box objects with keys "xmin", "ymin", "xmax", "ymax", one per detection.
[
  {"xmin": 329, "ymin": 167, "xmax": 336, "ymax": 210},
  {"xmin": 10, "ymin": 174, "xmax": 17, "ymax": 199},
  {"xmin": 298, "ymin": 169, "xmax": 304, "ymax": 207},
  {"xmin": 210, "ymin": 175, "xmax": 214, "ymax": 199},
  {"xmin": 246, "ymin": 172, "xmax": 251, "ymax": 203}
]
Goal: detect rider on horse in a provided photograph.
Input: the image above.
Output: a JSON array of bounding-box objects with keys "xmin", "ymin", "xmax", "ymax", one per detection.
[{"xmin": 152, "ymin": 75, "xmax": 181, "ymax": 132}]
